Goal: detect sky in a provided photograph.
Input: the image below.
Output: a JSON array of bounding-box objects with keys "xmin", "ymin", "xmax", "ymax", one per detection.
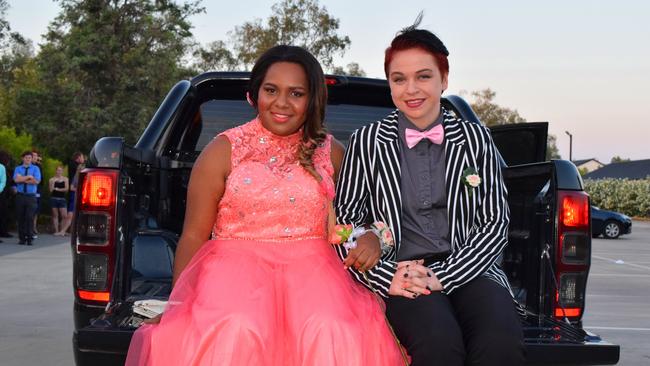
[{"xmin": 5, "ymin": 0, "xmax": 650, "ymax": 163}]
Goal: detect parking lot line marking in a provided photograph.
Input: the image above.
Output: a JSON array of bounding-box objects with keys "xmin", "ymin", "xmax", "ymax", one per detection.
[
  {"xmin": 592, "ymin": 255, "xmax": 650, "ymax": 271},
  {"xmin": 588, "ymin": 294, "xmax": 650, "ymax": 298},
  {"xmin": 585, "ymin": 326, "xmax": 650, "ymax": 331},
  {"xmin": 590, "ymin": 273, "xmax": 650, "ymax": 278}
]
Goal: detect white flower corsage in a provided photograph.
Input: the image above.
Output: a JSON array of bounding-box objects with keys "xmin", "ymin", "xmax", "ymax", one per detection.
[
  {"xmin": 462, "ymin": 167, "xmax": 481, "ymax": 195},
  {"xmin": 329, "ymin": 221, "xmax": 395, "ymax": 254}
]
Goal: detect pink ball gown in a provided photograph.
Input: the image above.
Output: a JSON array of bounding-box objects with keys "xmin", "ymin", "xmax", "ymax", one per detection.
[{"xmin": 125, "ymin": 118, "xmax": 406, "ymax": 365}]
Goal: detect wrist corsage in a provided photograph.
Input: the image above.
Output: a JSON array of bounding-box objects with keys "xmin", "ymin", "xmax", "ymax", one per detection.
[{"xmin": 329, "ymin": 221, "xmax": 395, "ymax": 255}]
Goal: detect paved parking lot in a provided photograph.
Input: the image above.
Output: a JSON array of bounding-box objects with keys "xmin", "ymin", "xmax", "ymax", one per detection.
[
  {"xmin": 583, "ymin": 220, "xmax": 650, "ymax": 365},
  {"xmin": 1, "ymin": 221, "xmax": 649, "ymax": 365}
]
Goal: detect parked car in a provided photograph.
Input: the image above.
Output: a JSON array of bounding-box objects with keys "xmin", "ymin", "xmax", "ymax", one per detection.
[{"xmin": 591, "ymin": 206, "xmax": 632, "ymax": 239}]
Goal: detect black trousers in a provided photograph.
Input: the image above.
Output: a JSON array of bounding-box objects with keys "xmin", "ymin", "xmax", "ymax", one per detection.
[
  {"xmin": 15, "ymin": 194, "xmax": 37, "ymax": 243},
  {"xmin": 0, "ymin": 190, "xmax": 10, "ymax": 234},
  {"xmin": 385, "ymin": 277, "xmax": 525, "ymax": 366}
]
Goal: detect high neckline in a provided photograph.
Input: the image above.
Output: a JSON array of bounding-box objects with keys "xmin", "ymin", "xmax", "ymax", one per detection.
[{"xmin": 252, "ymin": 117, "xmax": 303, "ymax": 143}]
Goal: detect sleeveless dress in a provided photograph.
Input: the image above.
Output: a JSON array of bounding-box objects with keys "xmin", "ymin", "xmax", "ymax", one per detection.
[{"xmin": 126, "ymin": 118, "xmax": 406, "ymax": 365}]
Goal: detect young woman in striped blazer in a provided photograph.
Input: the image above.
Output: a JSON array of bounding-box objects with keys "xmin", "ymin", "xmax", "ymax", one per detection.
[{"xmin": 334, "ymin": 17, "xmax": 525, "ymax": 366}]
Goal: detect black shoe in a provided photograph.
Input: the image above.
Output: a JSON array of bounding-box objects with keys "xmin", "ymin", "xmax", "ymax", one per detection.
[
  {"xmin": 18, "ymin": 241, "xmax": 26, "ymax": 245},
  {"xmin": 26, "ymin": 241, "xmax": 33, "ymax": 246}
]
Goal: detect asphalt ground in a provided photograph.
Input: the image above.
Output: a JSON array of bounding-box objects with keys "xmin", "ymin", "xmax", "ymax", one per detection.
[
  {"xmin": 583, "ymin": 220, "xmax": 650, "ymax": 366},
  {"xmin": 0, "ymin": 222, "xmax": 648, "ymax": 365}
]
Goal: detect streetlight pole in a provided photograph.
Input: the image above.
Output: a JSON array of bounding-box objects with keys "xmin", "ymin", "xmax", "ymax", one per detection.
[{"xmin": 565, "ymin": 131, "xmax": 573, "ymax": 161}]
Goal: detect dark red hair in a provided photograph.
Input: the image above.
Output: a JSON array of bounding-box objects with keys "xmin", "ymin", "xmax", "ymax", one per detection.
[{"xmin": 384, "ymin": 16, "xmax": 450, "ymax": 78}]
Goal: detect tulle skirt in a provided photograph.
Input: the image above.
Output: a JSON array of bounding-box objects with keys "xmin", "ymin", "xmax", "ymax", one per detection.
[{"xmin": 125, "ymin": 238, "xmax": 406, "ymax": 365}]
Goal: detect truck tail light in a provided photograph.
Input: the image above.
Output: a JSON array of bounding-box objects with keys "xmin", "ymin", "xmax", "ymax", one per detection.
[
  {"xmin": 81, "ymin": 173, "xmax": 115, "ymax": 207},
  {"xmin": 561, "ymin": 193, "xmax": 589, "ymax": 227},
  {"xmin": 77, "ymin": 213, "xmax": 111, "ymax": 245},
  {"xmin": 74, "ymin": 169, "xmax": 119, "ymax": 305},
  {"xmin": 554, "ymin": 272, "xmax": 587, "ymax": 318},
  {"xmin": 77, "ymin": 253, "xmax": 108, "ymax": 290},
  {"xmin": 555, "ymin": 190, "xmax": 591, "ymax": 322}
]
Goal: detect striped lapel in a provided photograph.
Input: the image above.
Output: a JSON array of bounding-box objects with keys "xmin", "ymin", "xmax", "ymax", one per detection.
[
  {"xmin": 443, "ymin": 112, "xmax": 470, "ymax": 248},
  {"xmin": 374, "ymin": 111, "xmax": 403, "ymax": 248}
]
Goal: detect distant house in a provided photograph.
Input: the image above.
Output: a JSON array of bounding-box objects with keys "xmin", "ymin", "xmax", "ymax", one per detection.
[
  {"xmin": 572, "ymin": 158, "xmax": 605, "ymax": 174},
  {"xmin": 583, "ymin": 159, "xmax": 650, "ymax": 180}
]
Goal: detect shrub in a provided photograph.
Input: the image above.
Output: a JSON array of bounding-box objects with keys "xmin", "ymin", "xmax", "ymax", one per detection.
[{"xmin": 584, "ymin": 178, "xmax": 650, "ymax": 218}]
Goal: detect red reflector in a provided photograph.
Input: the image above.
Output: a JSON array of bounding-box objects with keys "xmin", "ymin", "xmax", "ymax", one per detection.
[
  {"xmin": 561, "ymin": 194, "xmax": 589, "ymax": 227},
  {"xmin": 81, "ymin": 173, "xmax": 115, "ymax": 207},
  {"xmin": 555, "ymin": 308, "xmax": 581, "ymax": 317},
  {"xmin": 78, "ymin": 290, "xmax": 110, "ymax": 302},
  {"xmin": 325, "ymin": 77, "xmax": 338, "ymax": 85}
]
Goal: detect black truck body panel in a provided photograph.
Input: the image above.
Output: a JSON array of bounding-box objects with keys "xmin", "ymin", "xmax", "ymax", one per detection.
[{"xmin": 72, "ymin": 73, "xmax": 619, "ymax": 365}]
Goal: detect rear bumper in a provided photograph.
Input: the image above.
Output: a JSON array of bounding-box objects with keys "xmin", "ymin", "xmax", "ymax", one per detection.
[
  {"xmin": 525, "ymin": 341, "xmax": 620, "ymax": 365},
  {"xmin": 72, "ymin": 328, "xmax": 620, "ymax": 366},
  {"xmin": 73, "ymin": 328, "xmax": 131, "ymax": 366},
  {"xmin": 522, "ymin": 316, "xmax": 619, "ymax": 365}
]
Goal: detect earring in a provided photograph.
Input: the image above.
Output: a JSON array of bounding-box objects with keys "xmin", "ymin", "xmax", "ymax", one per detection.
[{"xmin": 246, "ymin": 92, "xmax": 254, "ymax": 106}]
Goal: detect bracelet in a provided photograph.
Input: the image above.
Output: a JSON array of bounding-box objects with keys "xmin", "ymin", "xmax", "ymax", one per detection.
[
  {"xmin": 370, "ymin": 222, "xmax": 395, "ymax": 255},
  {"xmin": 331, "ymin": 221, "xmax": 395, "ymax": 255}
]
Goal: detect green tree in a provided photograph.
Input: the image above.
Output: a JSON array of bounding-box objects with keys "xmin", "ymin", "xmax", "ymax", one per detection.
[
  {"xmin": 469, "ymin": 89, "xmax": 526, "ymax": 126},
  {"xmin": 192, "ymin": 40, "xmax": 236, "ymax": 72},
  {"xmin": 10, "ymin": 0, "xmax": 203, "ymax": 160},
  {"xmin": 331, "ymin": 62, "xmax": 366, "ymax": 77},
  {"xmin": 0, "ymin": 0, "xmax": 25, "ymax": 52},
  {"xmin": 1, "ymin": 0, "xmax": 33, "ymax": 128},
  {"xmin": 194, "ymin": 0, "xmax": 359, "ymax": 73},
  {"xmin": 468, "ymin": 88, "xmax": 561, "ymax": 160},
  {"xmin": 610, "ymin": 155, "xmax": 631, "ymax": 163},
  {"xmin": 546, "ymin": 133, "xmax": 561, "ymax": 160}
]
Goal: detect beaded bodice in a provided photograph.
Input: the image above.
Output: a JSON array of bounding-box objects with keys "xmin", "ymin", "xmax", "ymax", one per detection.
[{"xmin": 213, "ymin": 118, "xmax": 334, "ymax": 241}]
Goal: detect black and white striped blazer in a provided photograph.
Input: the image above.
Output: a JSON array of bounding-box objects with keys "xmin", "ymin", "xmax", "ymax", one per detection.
[{"xmin": 334, "ymin": 108, "xmax": 513, "ymax": 299}]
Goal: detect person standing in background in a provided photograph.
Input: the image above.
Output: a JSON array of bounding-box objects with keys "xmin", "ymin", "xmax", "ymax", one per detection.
[
  {"xmin": 68, "ymin": 152, "xmax": 85, "ymax": 183},
  {"xmin": 58, "ymin": 161, "xmax": 84, "ymax": 235},
  {"xmin": 31, "ymin": 150, "xmax": 44, "ymax": 237},
  {"xmin": 0, "ymin": 160, "xmax": 5, "ymax": 243},
  {"xmin": 49, "ymin": 166, "xmax": 69, "ymax": 235},
  {"xmin": 0, "ymin": 150, "xmax": 14, "ymax": 239},
  {"xmin": 13, "ymin": 151, "xmax": 41, "ymax": 245}
]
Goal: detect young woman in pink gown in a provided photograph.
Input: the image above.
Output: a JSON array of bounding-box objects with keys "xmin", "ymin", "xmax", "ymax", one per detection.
[{"xmin": 125, "ymin": 45, "xmax": 407, "ymax": 365}]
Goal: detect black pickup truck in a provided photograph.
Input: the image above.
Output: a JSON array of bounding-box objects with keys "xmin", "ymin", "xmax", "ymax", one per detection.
[{"xmin": 71, "ymin": 72, "xmax": 620, "ymax": 365}]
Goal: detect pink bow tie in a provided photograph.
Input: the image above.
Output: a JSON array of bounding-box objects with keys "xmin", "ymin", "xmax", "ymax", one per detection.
[{"xmin": 405, "ymin": 124, "xmax": 444, "ymax": 149}]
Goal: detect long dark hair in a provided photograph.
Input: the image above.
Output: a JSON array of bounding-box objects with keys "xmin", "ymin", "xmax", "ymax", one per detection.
[{"xmin": 248, "ymin": 45, "xmax": 328, "ymax": 180}]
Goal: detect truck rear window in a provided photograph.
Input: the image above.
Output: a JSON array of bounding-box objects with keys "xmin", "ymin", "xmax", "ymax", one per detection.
[{"xmin": 196, "ymin": 100, "xmax": 395, "ymax": 151}]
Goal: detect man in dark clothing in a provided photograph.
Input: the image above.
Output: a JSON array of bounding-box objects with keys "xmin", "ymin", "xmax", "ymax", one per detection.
[
  {"xmin": 31, "ymin": 150, "xmax": 44, "ymax": 237},
  {"xmin": 13, "ymin": 151, "xmax": 41, "ymax": 245},
  {"xmin": 68, "ymin": 152, "xmax": 85, "ymax": 182},
  {"xmin": 0, "ymin": 150, "xmax": 13, "ymax": 238}
]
